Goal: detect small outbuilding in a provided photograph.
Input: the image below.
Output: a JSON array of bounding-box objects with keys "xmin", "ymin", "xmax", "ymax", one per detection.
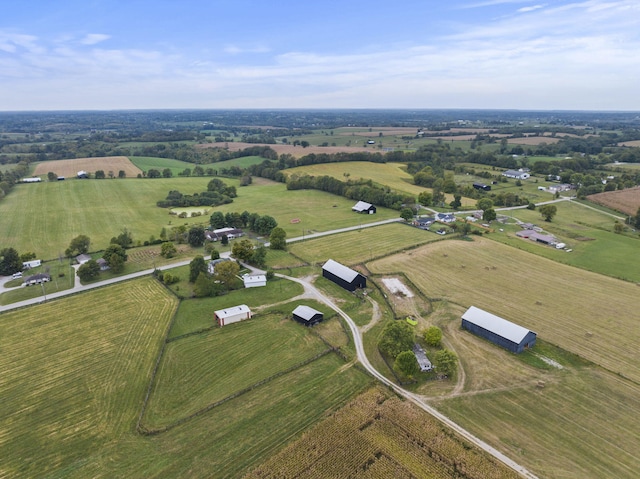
[
  {"xmin": 215, "ymin": 304, "xmax": 252, "ymax": 327},
  {"xmin": 22, "ymin": 259, "xmax": 42, "ymax": 270},
  {"xmin": 322, "ymin": 259, "xmax": 366, "ymax": 292},
  {"xmin": 207, "ymin": 258, "xmax": 231, "ymax": 274},
  {"xmin": 292, "ymin": 305, "xmax": 324, "ymax": 326},
  {"xmin": 352, "ymin": 201, "xmax": 377, "ymax": 214},
  {"xmin": 412, "ymin": 344, "xmax": 433, "ymax": 372},
  {"xmin": 461, "ymin": 306, "xmax": 537, "ymax": 354},
  {"xmin": 75, "ymin": 254, "xmax": 91, "ymax": 265},
  {"xmin": 473, "ymin": 182, "xmax": 491, "ymax": 191},
  {"xmin": 243, "ymin": 274, "xmax": 266, "ymax": 288}
]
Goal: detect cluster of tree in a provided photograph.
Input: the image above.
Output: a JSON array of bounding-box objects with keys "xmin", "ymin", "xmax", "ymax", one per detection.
[
  {"xmin": 286, "ymin": 174, "xmax": 412, "ymax": 210},
  {"xmin": 0, "ymin": 162, "xmax": 29, "ymax": 200},
  {"xmin": 156, "ymin": 179, "xmax": 237, "ymax": 208},
  {"xmin": 378, "ymin": 322, "xmax": 458, "ymax": 379},
  {"xmin": 209, "ymin": 210, "xmax": 278, "ymax": 236},
  {"xmin": 232, "ymin": 239, "xmax": 267, "ymax": 268}
]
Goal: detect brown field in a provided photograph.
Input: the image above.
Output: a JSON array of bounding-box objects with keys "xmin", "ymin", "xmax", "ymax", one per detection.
[
  {"xmin": 587, "ymin": 186, "xmax": 640, "ymax": 216},
  {"xmin": 198, "ymin": 142, "xmax": 372, "ymax": 158},
  {"xmin": 617, "ymin": 140, "xmax": 640, "ymax": 147},
  {"xmin": 368, "ymin": 236, "xmax": 640, "ymax": 383},
  {"xmin": 244, "ymin": 387, "xmax": 520, "ymax": 479},
  {"xmin": 507, "ymin": 136, "xmax": 560, "ymax": 145},
  {"xmin": 33, "ymin": 156, "xmax": 142, "ymax": 178}
]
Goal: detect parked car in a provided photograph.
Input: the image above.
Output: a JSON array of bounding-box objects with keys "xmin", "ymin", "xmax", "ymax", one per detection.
[{"xmin": 12, "ymin": 272, "xmax": 23, "ymax": 279}]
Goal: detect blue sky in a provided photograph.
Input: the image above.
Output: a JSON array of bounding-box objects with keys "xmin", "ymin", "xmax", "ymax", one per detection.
[{"xmin": 1, "ymin": 0, "xmax": 639, "ymax": 111}]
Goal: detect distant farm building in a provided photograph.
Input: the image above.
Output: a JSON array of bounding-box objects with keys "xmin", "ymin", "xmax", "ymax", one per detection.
[
  {"xmin": 413, "ymin": 216, "xmax": 435, "ymax": 229},
  {"xmin": 215, "ymin": 304, "xmax": 252, "ymax": 327},
  {"xmin": 22, "ymin": 177, "xmax": 42, "ymax": 183},
  {"xmin": 502, "ymin": 169, "xmax": 530, "ymax": 180},
  {"xmin": 243, "ymin": 274, "xmax": 266, "ymax": 288},
  {"xmin": 473, "ymin": 182, "xmax": 491, "ymax": 191},
  {"xmin": 75, "ymin": 254, "xmax": 91, "ymax": 265},
  {"xmin": 292, "ymin": 305, "xmax": 324, "ymax": 326},
  {"xmin": 461, "ymin": 306, "xmax": 537, "ymax": 354},
  {"xmin": 516, "ymin": 230, "xmax": 556, "ymax": 245},
  {"xmin": 436, "ymin": 213, "xmax": 456, "ymax": 224},
  {"xmin": 412, "ymin": 344, "xmax": 433, "ymax": 372},
  {"xmin": 322, "ymin": 259, "xmax": 366, "ymax": 292},
  {"xmin": 205, "ymin": 228, "xmax": 244, "ymax": 241},
  {"xmin": 23, "ymin": 273, "xmax": 51, "ymax": 286},
  {"xmin": 352, "ymin": 201, "xmax": 377, "ymax": 214},
  {"xmin": 77, "ymin": 170, "xmax": 89, "ymax": 179}
]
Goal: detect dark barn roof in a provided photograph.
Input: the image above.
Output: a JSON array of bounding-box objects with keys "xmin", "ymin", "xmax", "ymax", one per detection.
[{"xmin": 292, "ymin": 305, "xmax": 324, "ymax": 326}]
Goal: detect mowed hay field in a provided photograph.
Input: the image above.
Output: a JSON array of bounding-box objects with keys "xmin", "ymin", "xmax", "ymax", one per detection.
[
  {"xmin": 587, "ymin": 186, "xmax": 640, "ymax": 216},
  {"xmin": 0, "ymin": 278, "xmax": 178, "ymax": 478},
  {"xmin": 33, "ymin": 156, "xmax": 143, "ymax": 178},
  {"xmin": 0, "ymin": 278, "xmax": 372, "ymax": 477},
  {"xmin": 368, "ymin": 237, "xmax": 640, "ymax": 383}
]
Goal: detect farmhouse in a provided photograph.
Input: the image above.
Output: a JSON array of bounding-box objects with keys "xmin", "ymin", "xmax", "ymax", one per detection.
[
  {"xmin": 207, "ymin": 258, "xmax": 232, "ymax": 274},
  {"xmin": 23, "ymin": 273, "xmax": 51, "ymax": 286},
  {"xmin": 322, "ymin": 259, "xmax": 366, "ymax": 292},
  {"xmin": 292, "ymin": 305, "xmax": 324, "ymax": 326},
  {"xmin": 205, "ymin": 227, "xmax": 244, "ymax": 241},
  {"xmin": 243, "ymin": 273, "xmax": 266, "ymax": 288},
  {"xmin": 352, "ymin": 201, "xmax": 377, "ymax": 214},
  {"xmin": 461, "ymin": 306, "xmax": 537, "ymax": 354},
  {"xmin": 516, "ymin": 230, "xmax": 556, "ymax": 245},
  {"xmin": 215, "ymin": 304, "xmax": 252, "ymax": 327},
  {"xmin": 436, "ymin": 213, "xmax": 456, "ymax": 223},
  {"xmin": 413, "ymin": 216, "xmax": 435, "ymax": 229},
  {"xmin": 412, "ymin": 344, "xmax": 433, "ymax": 372},
  {"xmin": 96, "ymin": 258, "xmax": 109, "ymax": 271},
  {"xmin": 75, "ymin": 254, "xmax": 91, "ymax": 265},
  {"xmin": 502, "ymin": 169, "xmax": 530, "ymax": 180}
]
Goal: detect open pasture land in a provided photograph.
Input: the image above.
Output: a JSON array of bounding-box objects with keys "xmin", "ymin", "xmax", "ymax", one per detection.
[
  {"xmin": 495, "ymin": 200, "xmax": 640, "ymax": 282},
  {"xmin": 144, "ymin": 311, "xmax": 330, "ymax": 428},
  {"xmin": 368, "ymin": 236, "xmax": 640, "ymax": 383},
  {"xmin": 435, "ymin": 367, "xmax": 640, "ymax": 479},
  {"xmin": 199, "ymin": 141, "xmax": 372, "ymax": 158},
  {"xmin": 0, "ymin": 176, "xmax": 212, "ymax": 259},
  {"xmin": 0, "ymin": 276, "xmax": 372, "ymax": 477},
  {"xmin": 245, "ymin": 386, "xmax": 521, "ymax": 479},
  {"xmin": 290, "ymin": 222, "xmax": 440, "ymax": 265},
  {"xmin": 0, "ymin": 278, "xmax": 178, "ymax": 478},
  {"xmin": 33, "ymin": 156, "xmax": 142, "ymax": 178},
  {"xmin": 587, "ymin": 186, "xmax": 640, "ymax": 216},
  {"xmin": 129, "ymin": 156, "xmax": 197, "ymax": 175}
]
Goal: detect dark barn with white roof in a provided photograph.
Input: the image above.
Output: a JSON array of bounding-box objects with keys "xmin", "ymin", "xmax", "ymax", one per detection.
[
  {"xmin": 461, "ymin": 306, "xmax": 537, "ymax": 354},
  {"xmin": 292, "ymin": 305, "xmax": 324, "ymax": 326},
  {"xmin": 322, "ymin": 259, "xmax": 366, "ymax": 292}
]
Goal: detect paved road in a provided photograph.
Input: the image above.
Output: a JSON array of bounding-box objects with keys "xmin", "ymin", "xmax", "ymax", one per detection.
[{"xmin": 279, "ymin": 273, "xmax": 539, "ymax": 479}]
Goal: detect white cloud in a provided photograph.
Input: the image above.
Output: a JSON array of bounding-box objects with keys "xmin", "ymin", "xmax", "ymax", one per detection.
[
  {"xmin": 517, "ymin": 4, "xmax": 546, "ymax": 12},
  {"xmin": 223, "ymin": 44, "xmax": 270, "ymax": 55},
  {"xmin": 80, "ymin": 33, "xmax": 111, "ymax": 45}
]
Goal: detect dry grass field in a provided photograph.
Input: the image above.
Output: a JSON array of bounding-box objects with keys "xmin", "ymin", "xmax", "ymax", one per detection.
[
  {"xmin": 198, "ymin": 141, "xmax": 372, "ymax": 158},
  {"xmin": 33, "ymin": 156, "xmax": 143, "ymax": 178},
  {"xmin": 587, "ymin": 186, "xmax": 640, "ymax": 216},
  {"xmin": 245, "ymin": 387, "xmax": 521, "ymax": 479},
  {"xmin": 368, "ymin": 236, "xmax": 640, "ymax": 383}
]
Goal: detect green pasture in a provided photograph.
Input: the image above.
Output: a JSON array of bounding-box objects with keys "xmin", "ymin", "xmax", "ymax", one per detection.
[
  {"xmin": 493, "ymin": 200, "xmax": 640, "ymax": 282},
  {"xmin": 0, "ymin": 276, "xmax": 371, "ymax": 477},
  {"xmin": 168, "ymin": 276, "xmax": 304, "ymax": 338},
  {"xmin": 129, "ymin": 156, "xmax": 200, "ymax": 175},
  {"xmin": 435, "ymin": 366, "xmax": 640, "ymax": 479},
  {"xmin": 290, "ymin": 222, "xmax": 440, "ymax": 265},
  {"xmin": 145, "ymin": 311, "xmax": 330, "ymax": 427}
]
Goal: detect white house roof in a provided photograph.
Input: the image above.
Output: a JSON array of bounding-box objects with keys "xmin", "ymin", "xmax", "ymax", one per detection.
[
  {"xmin": 243, "ymin": 274, "xmax": 266, "ymax": 284},
  {"xmin": 292, "ymin": 305, "xmax": 323, "ymax": 321},
  {"xmin": 352, "ymin": 201, "xmax": 374, "ymax": 212},
  {"xmin": 215, "ymin": 304, "xmax": 251, "ymax": 319},
  {"xmin": 462, "ymin": 306, "xmax": 534, "ymax": 344},
  {"xmin": 322, "ymin": 259, "xmax": 360, "ymax": 282}
]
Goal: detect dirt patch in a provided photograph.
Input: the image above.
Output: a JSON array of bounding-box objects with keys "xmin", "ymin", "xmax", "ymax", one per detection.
[
  {"xmin": 33, "ymin": 156, "xmax": 142, "ymax": 178},
  {"xmin": 197, "ymin": 142, "xmax": 373, "ymax": 158},
  {"xmin": 381, "ymin": 277, "xmax": 414, "ymax": 298}
]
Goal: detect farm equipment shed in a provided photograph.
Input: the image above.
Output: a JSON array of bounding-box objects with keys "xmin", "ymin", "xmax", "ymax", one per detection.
[
  {"xmin": 461, "ymin": 306, "xmax": 537, "ymax": 354},
  {"xmin": 292, "ymin": 305, "xmax": 324, "ymax": 326},
  {"xmin": 215, "ymin": 304, "xmax": 252, "ymax": 327},
  {"xmin": 322, "ymin": 259, "xmax": 366, "ymax": 292}
]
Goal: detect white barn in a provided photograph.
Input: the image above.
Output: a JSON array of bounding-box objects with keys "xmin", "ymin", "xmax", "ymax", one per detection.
[
  {"xmin": 215, "ymin": 304, "xmax": 252, "ymax": 327},
  {"xmin": 243, "ymin": 274, "xmax": 266, "ymax": 288}
]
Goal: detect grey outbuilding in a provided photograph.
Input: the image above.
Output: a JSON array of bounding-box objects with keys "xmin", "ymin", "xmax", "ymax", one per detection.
[
  {"xmin": 461, "ymin": 306, "xmax": 536, "ymax": 354},
  {"xmin": 292, "ymin": 305, "xmax": 324, "ymax": 326}
]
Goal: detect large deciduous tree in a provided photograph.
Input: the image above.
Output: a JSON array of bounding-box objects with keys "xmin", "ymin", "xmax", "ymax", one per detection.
[
  {"xmin": 77, "ymin": 259, "xmax": 100, "ymax": 282},
  {"xmin": 188, "ymin": 226, "xmax": 205, "ymax": 247},
  {"xmin": 160, "ymin": 242, "xmax": 177, "ymax": 258},
  {"xmin": 0, "ymin": 247, "xmax": 21, "ymax": 275},
  {"xmin": 189, "ymin": 255, "xmax": 207, "ymax": 283},
  {"xmin": 65, "ymin": 235, "xmax": 91, "ymax": 257},
  {"xmin": 539, "ymin": 204, "xmax": 557, "ymax": 222},
  {"xmin": 434, "ymin": 349, "xmax": 458, "ymax": 377},
  {"xmin": 394, "ymin": 351, "xmax": 420, "ymax": 379},
  {"xmin": 232, "ymin": 239, "xmax": 254, "ymax": 262},
  {"xmin": 378, "ymin": 321, "xmax": 415, "ymax": 359},
  {"xmin": 424, "ymin": 326, "xmax": 442, "ymax": 347},
  {"xmin": 269, "ymin": 227, "xmax": 287, "ymax": 250},
  {"xmin": 103, "ymin": 244, "xmax": 127, "ymax": 273}
]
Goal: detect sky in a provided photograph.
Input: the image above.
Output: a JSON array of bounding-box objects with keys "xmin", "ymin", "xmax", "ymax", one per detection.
[{"xmin": 1, "ymin": 0, "xmax": 639, "ymax": 111}]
